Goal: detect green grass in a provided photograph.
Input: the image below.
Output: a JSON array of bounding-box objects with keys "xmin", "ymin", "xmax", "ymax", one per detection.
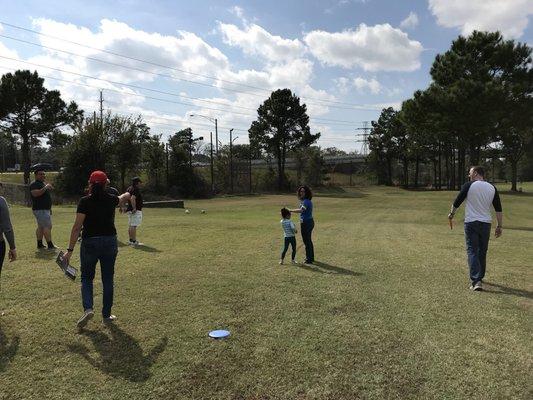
[
  {"xmin": 0, "ymin": 172, "xmax": 58, "ymax": 185},
  {"xmin": 0, "ymin": 184, "xmax": 531, "ymax": 399}
]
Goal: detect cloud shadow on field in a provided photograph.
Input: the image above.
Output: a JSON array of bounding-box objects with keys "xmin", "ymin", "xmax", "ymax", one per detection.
[
  {"xmin": 299, "ymin": 261, "xmax": 362, "ymax": 276},
  {"xmin": 68, "ymin": 324, "xmax": 168, "ymax": 382},
  {"xmin": 483, "ymin": 282, "xmax": 533, "ymax": 300},
  {"xmin": 0, "ymin": 324, "xmax": 19, "ymax": 373}
]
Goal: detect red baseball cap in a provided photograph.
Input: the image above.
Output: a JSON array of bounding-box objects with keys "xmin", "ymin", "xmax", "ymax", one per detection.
[{"xmin": 89, "ymin": 170, "xmax": 108, "ymax": 184}]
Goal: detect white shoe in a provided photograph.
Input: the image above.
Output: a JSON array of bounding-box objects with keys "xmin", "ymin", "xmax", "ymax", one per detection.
[
  {"xmin": 291, "ymin": 260, "xmax": 297, "ymax": 264},
  {"xmin": 103, "ymin": 314, "xmax": 117, "ymax": 324},
  {"xmin": 77, "ymin": 309, "xmax": 94, "ymax": 328},
  {"xmin": 279, "ymin": 260, "xmax": 284, "ymax": 265},
  {"xmin": 473, "ymin": 281, "xmax": 483, "ymax": 291}
]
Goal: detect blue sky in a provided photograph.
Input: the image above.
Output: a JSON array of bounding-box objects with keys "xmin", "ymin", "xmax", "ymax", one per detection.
[{"xmin": 1, "ymin": 0, "xmax": 532, "ymax": 151}]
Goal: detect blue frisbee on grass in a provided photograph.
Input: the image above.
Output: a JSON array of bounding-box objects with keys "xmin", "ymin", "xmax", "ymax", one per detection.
[{"xmin": 209, "ymin": 329, "xmax": 230, "ymax": 339}]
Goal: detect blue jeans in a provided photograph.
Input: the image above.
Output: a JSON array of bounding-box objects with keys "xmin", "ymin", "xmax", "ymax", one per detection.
[
  {"xmin": 464, "ymin": 221, "xmax": 491, "ymax": 283},
  {"xmin": 301, "ymin": 219, "xmax": 315, "ymax": 263},
  {"xmin": 80, "ymin": 236, "xmax": 118, "ymax": 318}
]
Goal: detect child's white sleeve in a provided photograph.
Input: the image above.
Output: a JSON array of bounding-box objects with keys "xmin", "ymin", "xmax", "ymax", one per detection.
[{"xmin": 291, "ymin": 221, "xmax": 297, "ymax": 233}]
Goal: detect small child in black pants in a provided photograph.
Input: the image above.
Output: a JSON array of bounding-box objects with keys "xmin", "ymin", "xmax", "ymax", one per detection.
[{"xmin": 279, "ymin": 208, "xmax": 297, "ymax": 265}]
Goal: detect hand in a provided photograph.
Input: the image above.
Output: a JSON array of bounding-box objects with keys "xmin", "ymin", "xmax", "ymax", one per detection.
[
  {"xmin": 8, "ymin": 249, "xmax": 16, "ymax": 262},
  {"xmin": 64, "ymin": 250, "xmax": 72, "ymax": 265},
  {"xmin": 495, "ymin": 226, "xmax": 502, "ymax": 238},
  {"xmin": 45, "ymin": 183, "xmax": 54, "ymax": 190},
  {"xmin": 448, "ymin": 213, "xmax": 454, "ymax": 220}
]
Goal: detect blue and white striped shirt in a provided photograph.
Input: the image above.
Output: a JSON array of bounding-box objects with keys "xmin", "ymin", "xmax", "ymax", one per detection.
[{"xmin": 281, "ymin": 219, "xmax": 297, "ymax": 237}]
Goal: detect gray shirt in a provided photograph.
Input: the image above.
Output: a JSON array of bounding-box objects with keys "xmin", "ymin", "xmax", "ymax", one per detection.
[{"xmin": 0, "ymin": 196, "xmax": 15, "ymax": 249}]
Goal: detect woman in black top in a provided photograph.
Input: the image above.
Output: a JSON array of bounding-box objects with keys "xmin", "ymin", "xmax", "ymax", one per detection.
[{"xmin": 64, "ymin": 171, "xmax": 129, "ymax": 328}]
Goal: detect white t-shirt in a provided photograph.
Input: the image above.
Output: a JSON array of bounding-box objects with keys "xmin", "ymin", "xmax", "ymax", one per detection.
[{"xmin": 453, "ymin": 180, "xmax": 502, "ymax": 223}]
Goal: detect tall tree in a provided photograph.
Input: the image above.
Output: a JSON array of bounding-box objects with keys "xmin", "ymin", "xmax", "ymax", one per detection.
[
  {"xmin": 249, "ymin": 89, "xmax": 320, "ymax": 190},
  {"xmin": 368, "ymin": 107, "xmax": 399, "ymax": 186},
  {"xmin": 0, "ymin": 70, "xmax": 82, "ymax": 183},
  {"xmin": 143, "ymin": 134, "xmax": 166, "ymax": 192},
  {"xmin": 109, "ymin": 114, "xmax": 150, "ymax": 190}
]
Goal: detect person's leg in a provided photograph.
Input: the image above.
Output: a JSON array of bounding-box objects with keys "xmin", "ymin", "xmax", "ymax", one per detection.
[
  {"xmin": 0, "ymin": 240, "xmax": 6, "ymax": 283},
  {"xmin": 99, "ymin": 236, "xmax": 118, "ymax": 318},
  {"xmin": 290, "ymin": 237, "xmax": 297, "ymax": 261},
  {"xmin": 34, "ymin": 211, "xmax": 45, "ymax": 248},
  {"xmin": 464, "ymin": 222, "xmax": 481, "ymax": 284},
  {"xmin": 280, "ymin": 237, "xmax": 290, "ymax": 261},
  {"xmin": 301, "ymin": 221, "xmax": 312, "ymax": 263},
  {"xmin": 308, "ymin": 220, "xmax": 315, "ymax": 262},
  {"xmin": 80, "ymin": 239, "xmax": 98, "ymax": 312},
  {"xmin": 129, "ymin": 226, "xmax": 137, "ymax": 242},
  {"xmin": 478, "ymin": 223, "xmax": 491, "ymax": 282}
]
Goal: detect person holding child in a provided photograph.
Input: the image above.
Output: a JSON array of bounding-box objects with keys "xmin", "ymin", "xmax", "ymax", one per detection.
[
  {"xmin": 289, "ymin": 185, "xmax": 315, "ymax": 265},
  {"xmin": 279, "ymin": 208, "xmax": 297, "ymax": 265}
]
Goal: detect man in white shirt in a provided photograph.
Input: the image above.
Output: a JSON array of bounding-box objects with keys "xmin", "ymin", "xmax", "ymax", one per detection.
[{"xmin": 448, "ymin": 166, "xmax": 503, "ymax": 291}]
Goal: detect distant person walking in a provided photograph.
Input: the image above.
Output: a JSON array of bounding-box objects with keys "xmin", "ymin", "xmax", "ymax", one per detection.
[
  {"xmin": 64, "ymin": 171, "xmax": 130, "ymax": 328},
  {"xmin": 290, "ymin": 186, "xmax": 315, "ymax": 264},
  {"xmin": 448, "ymin": 166, "xmax": 503, "ymax": 291},
  {"xmin": 30, "ymin": 169, "xmax": 56, "ymax": 250},
  {"xmin": 0, "ymin": 183, "xmax": 17, "ymax": 286},
  {"xmin": 126, "ymin": 177, "xmax": 144, "ymax": 246}
]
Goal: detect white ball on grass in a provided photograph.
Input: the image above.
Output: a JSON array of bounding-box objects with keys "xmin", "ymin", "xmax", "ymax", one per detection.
[
  {"xmin": 201, "ymin": 210, "xmax": 206, "ymax": 214},
  {"xmin": 185, "ymin": 209, "xmax": 190, "ymax": 214}
]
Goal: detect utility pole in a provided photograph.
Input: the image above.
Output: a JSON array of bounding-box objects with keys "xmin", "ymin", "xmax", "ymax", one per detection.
[
  {"xmin": 215, "ymin": 118, "xmax": 218, "ymax": 157},
  {"xmin": 99, "ymin": 90, "xmax": 104, "ymax": 132},
  {"xmin": 210, "ymin": 131, "xmax": 214, "ymax": 193},
  {"xmin": 229, "ymin": 128, "xmax": 234, "ymax": 193},
  {"xmin": 165, "ymin": 142, "xmax": 169, "ymax": 185}
]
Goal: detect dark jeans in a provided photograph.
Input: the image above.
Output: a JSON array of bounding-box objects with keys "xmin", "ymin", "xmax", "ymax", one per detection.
[
  {"xmin": 281, "ymin": 236, "xmax": 296, "ymax": 260},
  {"xmin": 464, "ymin": 221, "xmax": 491, "ymax": 283},
  {"xmin": 80, "ymin": 235, "xmax": 118, "ymax": 318},
  {"xmin": 0, "ymin": 240, "xmax": 5, "ymax": 279},
  {"xmin": 301, "ymin": 219, "xmax": 315, "ymax": 263}
]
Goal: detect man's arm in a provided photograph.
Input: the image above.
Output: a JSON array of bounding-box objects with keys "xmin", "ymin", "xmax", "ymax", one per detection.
[
  {"xmin": 130, "ymin": 195, "xmax": 137, "ymax": 212},
  {"xmin": 0, "ymin": 197, "xmax": 16, "ymax": 261},
  {"xmin": 31, "ymin": 183, "xmax": 53, "ymax": 197},
  {"xmin": 493, "ymin": 187, "xmax": 503, "ymax": 238},
  {"xmin": 449, "ymin": 182, "xmax": 472, "ymax": 219}
]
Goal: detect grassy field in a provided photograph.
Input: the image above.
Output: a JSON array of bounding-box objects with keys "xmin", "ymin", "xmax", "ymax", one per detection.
[{"xmin": 0, "ymin": 184, "xmax": 531, "ymax": 400}]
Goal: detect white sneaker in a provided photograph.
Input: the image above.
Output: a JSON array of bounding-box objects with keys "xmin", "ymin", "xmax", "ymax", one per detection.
[
  {"xmin": 291, "ymin": 260, "xmax": 297, "ymax": 264},
  {"xmin": 103, "ymin": 315, "xmax": 117, "ymax": 324},
  {"xmin": 77, "ymin": 309, "xmax": 94, "ymax": 328},
  {"xmin": 279, "ymin": 260, "xmax": 284, "ymax": 265},
  {"xmin": 473, "ymin": 281, "xmax": 483, "ymax": 291}
]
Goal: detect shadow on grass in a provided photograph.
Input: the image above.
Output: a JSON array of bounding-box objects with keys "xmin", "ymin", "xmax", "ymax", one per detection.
[
  {"xmin": 483, "ymin": 282, "xmax": 533, "ymax": 300},
  {"xmin": 0, "ymin": 324, "xmax": 19, "ymax": 373},
  {"xmin": 134, "ymin": 244, "xmax": 162, "ymax": 253},
  {"xmin": 34, "ymin": 250, "xmax": 57, "ymax": 260},
  {"xmin": 506, "ymin": 226, "xmax": 533, "ymax": 232},
  {"xmin": 314, "ymin": 187, "xmax": 367, "ymax": 199},
  {"xmin": 299, "ymin": 261, "xmax": 362, "ymax": 276},
  {"xmin": 68, "ymin": 324, "xmax": 168, "ymax": 382}
]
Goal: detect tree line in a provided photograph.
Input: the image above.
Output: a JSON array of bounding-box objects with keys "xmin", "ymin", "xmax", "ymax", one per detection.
[
  {"xmin": 0, "ymin": 70, "xmax": 329, "ymax": 196},
  {"xmin": 368, "ymin": 31, "xmax": 533, "ymax": 191}
]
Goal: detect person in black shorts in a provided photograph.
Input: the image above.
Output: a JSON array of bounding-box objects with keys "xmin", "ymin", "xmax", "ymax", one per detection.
[
  {"xmin": 29, "ymin": 169, "xmax": 56, "ymax": 250},
  {"xmin": 64, "ymin": 171, "xmax": 130, "ymax": 328}
]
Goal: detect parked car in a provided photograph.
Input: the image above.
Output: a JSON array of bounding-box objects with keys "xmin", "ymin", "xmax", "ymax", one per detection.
[{"xmin": 30, "ymin": 163, "xmax": 55, "ymax": 171}]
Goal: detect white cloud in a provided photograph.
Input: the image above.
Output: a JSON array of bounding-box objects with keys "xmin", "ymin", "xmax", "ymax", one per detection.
[
  {"xmin": 353, "ymin": 77, "xmax": 381, "ymax": 94},
  {"xmin": 429, "ymin": 0, "xmax": 533, "ymax": 38},
  {"xmin": 304, "ymin": 23, "xmax": 423, "ymax": 71},
  {"xmin": 400, "ymin": 12, "xmax": 419, "ymax": 30},
  {"xmin": 218, "ymin": 22, "xmax": 306, "ymax": 62},
  {"xmin": 230, "ymin": 6, "xmax": 245, "ymax": 20}
]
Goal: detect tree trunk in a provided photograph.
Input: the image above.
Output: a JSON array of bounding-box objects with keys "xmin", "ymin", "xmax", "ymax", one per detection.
[
  {"xmin": 276, "ymin": 149, "xmax": 283, "ymax": 191},
  {"xmin": 511, "ymin": 161, "xmax": 518, "ymax": 191},
  {"xmin": 21, "ymin": 134, "xmax": 31, "ymax": 185},
  {"xmin": 414, "ymin": 156, "xmax": 420, "ymax": 188},
  {"xmin": 386, "ymin": 157, "xmax": 393, "ymax": 186},
  {"xmin": 437, "ymin": 142, "xmax": 442, "ymax": 190},
  {"xmin": 403, "ymin": 158, "xmax": 409, "ymax": 188}
]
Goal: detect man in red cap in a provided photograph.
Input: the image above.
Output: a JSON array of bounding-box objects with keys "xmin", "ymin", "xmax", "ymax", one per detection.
[{"xmin": 64, "ymin": 170, "xmax": 130, "ymax": 328}]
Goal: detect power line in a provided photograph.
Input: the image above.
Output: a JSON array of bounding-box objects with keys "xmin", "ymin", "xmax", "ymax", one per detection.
[
  {"xmin": 0, "ymin": 58, "xmax": 366, "ymax": 126},
  {"xmin": 0, "ymin": 22, "xmax": 385, "ymax": 111}
]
